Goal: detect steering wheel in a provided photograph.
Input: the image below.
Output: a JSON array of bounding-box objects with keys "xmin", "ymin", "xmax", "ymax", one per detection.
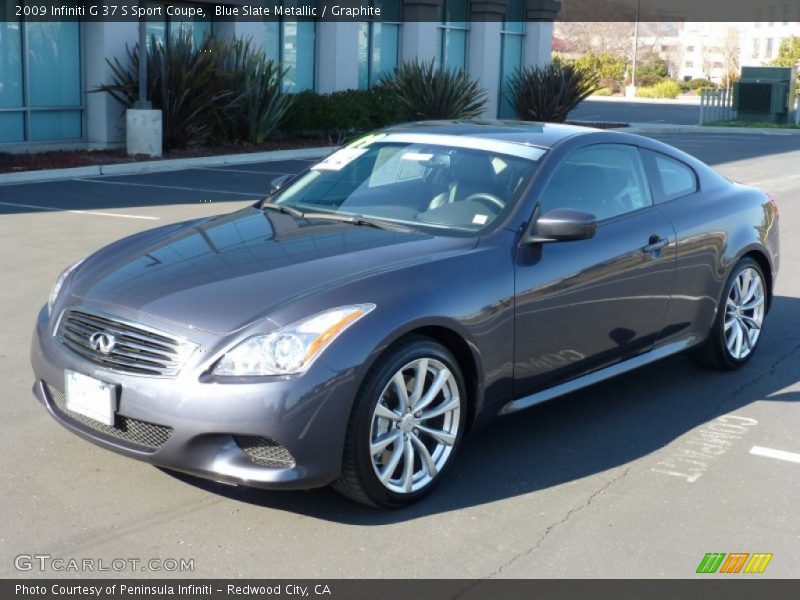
[{"xmin": 463, "ymin": 193, "xmax": 505, "ymax": 211}]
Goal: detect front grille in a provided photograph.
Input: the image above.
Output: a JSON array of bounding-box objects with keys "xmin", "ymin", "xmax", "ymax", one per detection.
[
  {"xmin": 235, "ymin": 436, "xmax": 295, "ymax": 468},
  {"xmin": 46, "ymin": 383, "xmax": 172, "ymax": 451},
  {"xmin": 57, "ymin": 309, "xmax": 196, "ymax": 377}
]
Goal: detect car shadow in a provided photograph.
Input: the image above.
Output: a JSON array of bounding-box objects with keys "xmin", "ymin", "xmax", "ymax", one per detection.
[{"xmin": 162, "ymin": 294, "xmax": 800, "ymax": 524}]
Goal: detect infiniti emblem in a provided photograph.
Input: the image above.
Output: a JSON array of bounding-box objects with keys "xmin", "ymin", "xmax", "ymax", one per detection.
[{"xmin": 89, "ymin": 332, "xmax": 116, "ymax": 354}]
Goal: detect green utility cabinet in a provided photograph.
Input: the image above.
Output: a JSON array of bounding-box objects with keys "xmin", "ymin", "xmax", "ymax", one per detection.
[{"xmin": 733, "ymin": 66, "xmax": 797, "ymax": 123}]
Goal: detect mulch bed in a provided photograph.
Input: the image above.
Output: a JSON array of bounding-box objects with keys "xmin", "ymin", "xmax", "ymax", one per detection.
[{"xmin": 0, "ymin": 138, "xmax": 332, "ymax": 174}]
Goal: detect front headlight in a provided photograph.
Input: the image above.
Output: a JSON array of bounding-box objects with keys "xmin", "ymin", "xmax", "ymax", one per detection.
[
  {"xmin": 48, "ymin": 259, "xmax": 84, "ymax": 316},
  {"xmin": 213, "ymin": 304, "xmax": 375, "ymax": 376}
]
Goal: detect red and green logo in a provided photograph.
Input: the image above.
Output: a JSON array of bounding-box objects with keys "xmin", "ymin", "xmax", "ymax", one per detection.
[{"xmin": 696, "ymin": 553, "xmax": 773, "ymax": 574}]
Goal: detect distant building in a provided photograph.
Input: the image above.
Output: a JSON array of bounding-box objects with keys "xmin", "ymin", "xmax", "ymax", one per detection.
[
  {"xmin": 675, "ymin": 22, "xmax": 739, "ymax": 84},
  {"xmin": 738, "ymin": 19, "xmax": 800, "ymax": 67}
]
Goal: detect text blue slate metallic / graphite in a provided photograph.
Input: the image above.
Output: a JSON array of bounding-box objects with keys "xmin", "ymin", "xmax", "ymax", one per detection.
[{"xmin": 30, "ymin": 121, "xmax": 779, "ymax": 507}]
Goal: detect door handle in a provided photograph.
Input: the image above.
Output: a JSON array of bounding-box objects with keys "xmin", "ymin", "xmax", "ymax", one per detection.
[{"xmin": 642, "ymin": 236, "xmax": 669, "ymax": 254}]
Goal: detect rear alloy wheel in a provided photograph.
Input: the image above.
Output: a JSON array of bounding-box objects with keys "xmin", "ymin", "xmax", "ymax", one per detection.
[
  {"xmin": 334, "ymin": 338, "xmax": 466, "ymax": 507},
  {"xmin": 694, "ymin": 257, "xmax": 767, "ymax": 370}
]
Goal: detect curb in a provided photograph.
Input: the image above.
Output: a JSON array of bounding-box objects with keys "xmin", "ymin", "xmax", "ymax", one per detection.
[
  {"xmin": 626, "ymin": 123, "xmax": 800, "ymax": 136},
  {"xmin": 0, "ymin": 146, "xmax": 334, "ymax": 185}
]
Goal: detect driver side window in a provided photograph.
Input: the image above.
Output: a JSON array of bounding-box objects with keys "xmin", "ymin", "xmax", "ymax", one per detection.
[{"xmin": 539, "ymin": 144, "xmax": 653, "ymax": 221}]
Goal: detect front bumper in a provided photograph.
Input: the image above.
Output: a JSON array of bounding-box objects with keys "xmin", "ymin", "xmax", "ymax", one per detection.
[{"xmin": 30, "ymin": 305, "xmax": 358, "ymax": 490}]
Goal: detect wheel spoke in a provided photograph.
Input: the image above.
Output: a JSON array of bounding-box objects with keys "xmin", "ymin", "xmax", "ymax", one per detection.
[
  {"xmin": 739, "ymin": 319, "xmax": 751, "ymax": 351},
  {"xmin": 402, "ymin": 438, "xmax": 415, "ymax": 492},
  {"xmin": 409, "ymin": 433, "xmax": 438, "ymax": 478},
  {"xmin": 733, "ymin": 320, "xmax": 744, "ymax": 359},
  {"xmin": 420, "ymin": 395, "xmax": 460, "ymax": 421},
  {"xmin": 739, "ymin": 271, "xmax": 752, "ymax": 303},
  {"xmin": 410, "ymin": 359, "xmax": 428, "ymax": 404},
  {"xmin": 379, "ymin": 442, "xmax": 404, "ymax": 483},
  {"xmin": 741, "ymin": 295, "xmax": 764, "ymax": 311},
  {"xmin": 724, "ymin": 317, "xmax": 736, "ymax": 332},
  {"xmin": 740, "ymin": 314, "xmax": 761, "ymax": 330},
  {"xmin": 393, "ymin": 372, "xmax": 410, "ymax": 413},
  {"xmin": 371, "ymin": 429, "xmax": 402, "ymax": 456},
  {"xmin": 413, "ymin": 370, "xmax": 448, "ymax": 413},
  {"xmin": 374, "ymin": 403, "xmax": 401, "ymax": 422},
  {"xmin": 416, "ymin": 424, "xmax": 456, "ymax": 446}
]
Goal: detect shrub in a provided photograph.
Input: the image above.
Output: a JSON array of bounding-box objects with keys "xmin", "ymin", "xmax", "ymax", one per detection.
[
  {"xmin": 280, "ymin": 86, "xmax": 404, "ymax": 141},
  {"xmin": 574, "ymin": 52, "xmax": 626, "ymax": 82},
  {"xmin": 593, "ymin": 86, "xmax": 613, "ymax": 96},
  {"xmin": 95, "ymin": 32, "xmax": 292, "ymax": 149},
  {"xmin": 380, "ymin": 59, "xmax": 487, "ymax": 120},
  {"xmin": 506, "ymin": 63, "xmax": 599, "ymax": 123},
  {"xmin": 681, "ymin": 78, "xmax": 718, "ymax": 93},
  {"xmin": 636, "ymin": 80, "xmax": 681, "ymax": 99}
]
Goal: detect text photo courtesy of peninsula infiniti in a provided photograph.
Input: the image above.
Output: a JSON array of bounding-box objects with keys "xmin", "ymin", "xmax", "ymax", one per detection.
[{"xmin": 30, "ymin": 121, "xmax": 779, "ymax": 507}]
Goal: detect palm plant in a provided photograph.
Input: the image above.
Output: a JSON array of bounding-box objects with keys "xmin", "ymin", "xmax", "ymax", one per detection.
[
  {"xmin": 381, "ymin": 59, "xmax": 487, "ymax": 120},
  {"xmin": 506, "ymin": 63, "xmax": 600, "ymax": 123}
]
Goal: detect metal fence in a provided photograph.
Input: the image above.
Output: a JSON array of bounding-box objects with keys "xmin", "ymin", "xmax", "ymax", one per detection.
[{"xmin": 699, "ymin": 88, "xmax": 734, "ymax": 125}]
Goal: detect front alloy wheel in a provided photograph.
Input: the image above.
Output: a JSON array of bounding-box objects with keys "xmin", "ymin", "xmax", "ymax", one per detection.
[
  {"xmin": 369, "ymin": 358, "xmax": 460, "ymax": 494},
  {"xmin": 334, "ymin": 338, "xmax": 466, "ymax": 507}
]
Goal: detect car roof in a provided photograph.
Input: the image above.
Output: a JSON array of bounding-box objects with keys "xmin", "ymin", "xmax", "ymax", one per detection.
[{"xmin": 381, "ymin": 120, "xmax": 597, "ymax": 150}]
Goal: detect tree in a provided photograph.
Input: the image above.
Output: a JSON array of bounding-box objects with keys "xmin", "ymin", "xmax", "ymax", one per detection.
[
  {"xmin": 770, "ymin": 36, "xmax": 800, "ymax": 68},
  {"xmin": 770, "ymin": 36, "xmax": 800, "ymax": 95}
]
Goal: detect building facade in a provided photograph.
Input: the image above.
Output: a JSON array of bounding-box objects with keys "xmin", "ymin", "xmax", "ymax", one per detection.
[{"xmin": 0, "ymin": 0, "xmax": 557, "ymax": 150}]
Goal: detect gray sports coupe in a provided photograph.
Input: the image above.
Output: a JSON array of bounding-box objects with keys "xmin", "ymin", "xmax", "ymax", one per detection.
[{"xmin": 31, "ymin": 121, "xmax": 779, "ymax": 507}]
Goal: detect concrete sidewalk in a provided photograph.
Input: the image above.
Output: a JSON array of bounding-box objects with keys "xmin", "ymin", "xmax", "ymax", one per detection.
[{"xmin": 0, "ymin": 146, "xmax": 333, "ymax": 186}]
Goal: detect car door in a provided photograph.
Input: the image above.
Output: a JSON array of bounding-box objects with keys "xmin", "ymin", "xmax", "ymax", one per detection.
[{"xmin": 513, "ymin": 143, "xmax": 677, "ymax": 396}]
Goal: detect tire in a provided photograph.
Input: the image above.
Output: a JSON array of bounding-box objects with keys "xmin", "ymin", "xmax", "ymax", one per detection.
[
  {"xmin": 333, "ymin": 337, "xmax": 467, "ymax": 508},
  {"xmin": 693, "ymin": 257, "xmax": 767, "ymax": 371}
]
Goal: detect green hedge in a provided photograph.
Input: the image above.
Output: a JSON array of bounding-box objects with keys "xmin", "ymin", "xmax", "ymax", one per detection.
[{"xmin": 280, "ymin": 86, "xmax": 405, "ymax": 139}]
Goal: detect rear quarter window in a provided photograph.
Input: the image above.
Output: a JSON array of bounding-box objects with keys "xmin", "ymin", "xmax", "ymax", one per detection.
[{"xmin": 644, "ymin": 149, "xmax": 698, "ymax": 203}]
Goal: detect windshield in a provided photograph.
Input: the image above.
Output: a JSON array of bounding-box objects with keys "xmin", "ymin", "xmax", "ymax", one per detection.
[{"xmin": 273, "ymin": 133, "xmax": 544, "ymax": 236}]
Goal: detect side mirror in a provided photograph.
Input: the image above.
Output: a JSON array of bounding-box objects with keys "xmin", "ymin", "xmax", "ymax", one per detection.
[
  {"xmin": 268, "ymin": 174, "xmax": 293, "ymax": 196},
  {"xmin": 524, "ymin": 208, "xmax": 597, "ymax": 243}
]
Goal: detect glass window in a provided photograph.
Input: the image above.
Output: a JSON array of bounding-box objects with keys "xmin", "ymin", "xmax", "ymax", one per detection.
[
  {"xmin": 265, "ymin": 8, "xmax": 316, "ymax": 92},
  {"xmin": 358, "ymin": 1, "xmax": 400, "ymax": 89},
  {"xmin": 499, "ymin": 0, "xmax": 525, "ymax": 118},
  {"xmin": 0, "ymin": 16, "xmax": 23, "ymax": 109},
  {"xmin": 0, "ymin": 6, "xmax": 82, "ymax": 144},
  {"xmin": 645, "ymin": 151, "xmax": 698, "ymax": 203},
  {"xmin": 145, "ymin": 2, "xmax": 212, "ymax": 47},
  {"xmin": 274, "ymin": 138, "xmax": 542, "ymax": 236},
  {"xmin": 358, "ymin": 12, "xmax": 401, "ymax": 90},
  {"xmin": 437, "ymin": 0, "xmax": 469, "ymax": 71},
  {"xmin": 539, "ymin": 145, "xmax": 653, "ymax": 221}
]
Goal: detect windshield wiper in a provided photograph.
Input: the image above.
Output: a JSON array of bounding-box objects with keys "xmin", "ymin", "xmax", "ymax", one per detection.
[
  {"xmin": 302, "ymin": 212, "xmax": 418, "ymax": 233},
  {"xmin": 261, "ymin": 202, "xmax": 304, "ymax": 218}
]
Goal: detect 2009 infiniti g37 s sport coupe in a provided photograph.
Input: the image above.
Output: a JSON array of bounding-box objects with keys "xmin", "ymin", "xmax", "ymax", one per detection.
[{"xmin": 31, "ymin": 121, "xmax": 779, "ymax": 507}]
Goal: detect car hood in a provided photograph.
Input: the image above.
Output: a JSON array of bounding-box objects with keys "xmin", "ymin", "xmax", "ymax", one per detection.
[{"xmin": 69, "ymin": 207, "xmax": 472, "ymax": 334}]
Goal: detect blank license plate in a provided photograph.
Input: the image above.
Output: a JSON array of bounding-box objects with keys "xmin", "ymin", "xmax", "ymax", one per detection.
[{"xmin": 65, "ymin": 370, "xmax": 116, "ymax": 426}]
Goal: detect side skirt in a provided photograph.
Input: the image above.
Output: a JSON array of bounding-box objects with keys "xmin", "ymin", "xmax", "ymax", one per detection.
[{"xmin": 499, "ymin": 337, "xmax": 700, "ymax": 415}]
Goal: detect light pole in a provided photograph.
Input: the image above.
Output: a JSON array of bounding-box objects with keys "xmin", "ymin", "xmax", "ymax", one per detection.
[
  {"xmin": 628, "ymin": 0, "xmax": 641, "ymax": 97},
  {"xmin": 135, "ymin": 14, "xmax": 150, "ymax": 109},
  {"xmin": 126, "ymin": 1, "xmax": 161, "ymax": 157}
]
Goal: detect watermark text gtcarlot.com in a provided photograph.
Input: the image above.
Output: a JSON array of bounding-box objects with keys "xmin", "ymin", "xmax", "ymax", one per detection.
[{"xmin": 14, "ymin": 554, "xmax": 194, "ymax": 573}]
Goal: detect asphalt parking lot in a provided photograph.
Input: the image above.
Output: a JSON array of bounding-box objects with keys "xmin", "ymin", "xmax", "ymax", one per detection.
[{"xmin": 1, "ymin": 132, "xmax": 799, "ymax": 578}]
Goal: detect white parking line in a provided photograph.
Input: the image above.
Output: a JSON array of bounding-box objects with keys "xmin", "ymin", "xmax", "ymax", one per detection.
[
  {"xmin": 77, "ymin": 178, "xmax": 262, "ymax": 196},
  {"xmin": 750, "ymin": 445, "xmax": 800, "ymax": 465},
  {"xmin": 0, "ymin": 201, "xmax": 160, "ymax": 220},
  {"xmin": 199, "ymin": 167, "xmax": 296, "ymax": 176}
]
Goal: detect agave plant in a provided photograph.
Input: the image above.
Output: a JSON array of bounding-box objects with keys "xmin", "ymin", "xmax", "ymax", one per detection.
[
  {"xmin": 381, "ymin": 59, "xmax": 487, "ymax": 120},
  {"xmin": 218, "ymin": 38, "xmax": 294, "ymax": 144},
  {"xmin": 95, "ymin": 32, "xmax": 292, "ymax": 149},
  {"xmin": 506, "ymin": 63, "xmax": 600, "ymax": 123}
]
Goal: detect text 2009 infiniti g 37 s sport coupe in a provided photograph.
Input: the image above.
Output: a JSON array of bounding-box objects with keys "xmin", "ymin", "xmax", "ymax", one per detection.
[{"xmin": 31, "ymin": 121, "xmax": 779, "ymax": 507}]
